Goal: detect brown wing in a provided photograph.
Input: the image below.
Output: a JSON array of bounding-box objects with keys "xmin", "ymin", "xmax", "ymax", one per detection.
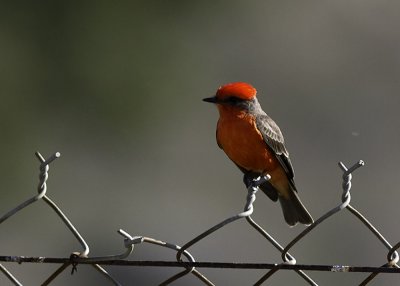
[{"xmin": 255, "ymin": 114, "xmax": 295, "ymax": 183}]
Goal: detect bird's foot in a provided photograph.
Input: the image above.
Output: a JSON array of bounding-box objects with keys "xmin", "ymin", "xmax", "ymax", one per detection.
[{"xmin": 243, "ymin": 174, "xmax": 271, "ymax": 189}]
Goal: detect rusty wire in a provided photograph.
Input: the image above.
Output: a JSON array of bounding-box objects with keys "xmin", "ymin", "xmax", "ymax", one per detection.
[
  {"xmin": 1, "ymin": 152, "xmax": 122, "ymax": 286},
  {"xmin": 1, "ymin": 152, "xmax": 400, "ymax": 285}
]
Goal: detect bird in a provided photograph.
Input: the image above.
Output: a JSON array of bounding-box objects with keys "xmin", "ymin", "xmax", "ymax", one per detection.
[{"xmin": 203, "ymin": 82, "xmax": 313, "ymax": 226}]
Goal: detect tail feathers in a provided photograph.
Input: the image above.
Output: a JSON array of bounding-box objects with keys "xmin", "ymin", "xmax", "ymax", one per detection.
[
  {"xmin": 245, "ymin": 173, "xmax": 313, "ymax": 226},
  {"xmin": 279, "ymin": 191, "xmax": 314, "ymax": 226}
]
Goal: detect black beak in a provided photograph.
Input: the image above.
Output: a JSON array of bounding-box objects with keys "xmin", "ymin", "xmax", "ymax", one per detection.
[{"xmin": 202, "ymin": 96, "xmax": 218, "ymax": 103}]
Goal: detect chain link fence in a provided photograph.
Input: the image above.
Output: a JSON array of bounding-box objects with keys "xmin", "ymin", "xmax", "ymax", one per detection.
[{"xmin": 1, "ymin": 151, "xmax": 399, "ymax": 285}]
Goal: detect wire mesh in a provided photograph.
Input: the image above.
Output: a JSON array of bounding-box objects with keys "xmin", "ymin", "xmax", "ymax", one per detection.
[{"xmin": 1, "ymin": 152, "xmax": 399, "ymax": 285}]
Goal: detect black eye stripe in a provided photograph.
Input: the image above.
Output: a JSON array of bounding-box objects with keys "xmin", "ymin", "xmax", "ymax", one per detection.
[{"xmin": 225, "ymin": 96, "xmax": 245, "ymax": 103}]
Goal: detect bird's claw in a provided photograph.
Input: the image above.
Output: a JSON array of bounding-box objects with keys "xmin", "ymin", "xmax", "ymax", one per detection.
[{"xmin": 243, "ymin": 174, "xmax": 271, "ymax": 189}]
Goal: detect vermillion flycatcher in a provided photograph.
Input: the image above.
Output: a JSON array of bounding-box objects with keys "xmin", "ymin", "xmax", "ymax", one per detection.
[{"xmin": 203, "ymin": 82, "xmax": 313, "ymax": 226}]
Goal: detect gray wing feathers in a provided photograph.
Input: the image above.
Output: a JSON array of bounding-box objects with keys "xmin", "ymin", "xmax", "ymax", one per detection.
[{"xmin": 255, "ymin": 114, "xmax": 295, "ymax": 181}]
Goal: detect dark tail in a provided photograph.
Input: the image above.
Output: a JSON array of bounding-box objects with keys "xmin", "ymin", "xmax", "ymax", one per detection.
[
  {"xmin": 279, "ymin": 189, "xmax": 313, "ymax": 226},
  {"xmin": 258, "ymin": 179, "xmax": 313, "ymax": 226}
]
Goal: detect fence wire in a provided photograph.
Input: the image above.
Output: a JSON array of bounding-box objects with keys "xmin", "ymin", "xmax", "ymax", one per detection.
[{"xmin": 1, "ymin": 151, "xmax": 400, "ymax": 285}]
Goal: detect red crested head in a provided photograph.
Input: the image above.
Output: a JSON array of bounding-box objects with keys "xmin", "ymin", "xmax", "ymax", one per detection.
[{"xmin": 216, "ymin": 82, "xmax": 257, "ymax": 101}]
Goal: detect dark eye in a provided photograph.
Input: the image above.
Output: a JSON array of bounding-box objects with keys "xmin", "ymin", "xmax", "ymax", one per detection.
[{"xmin": 226, "ymin": 96, "xmax": 243, "ymax": 104}]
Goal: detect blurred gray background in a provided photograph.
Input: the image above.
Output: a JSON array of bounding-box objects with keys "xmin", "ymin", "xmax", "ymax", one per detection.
[{"xmin": 1, "ymin": 1, "xmax": 400, "ymax": 285}]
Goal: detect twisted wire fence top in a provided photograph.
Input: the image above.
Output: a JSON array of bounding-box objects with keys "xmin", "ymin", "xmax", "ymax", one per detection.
[{"xmin": 1, "ymin": 152, "xmax": 400, "ymax": 286}]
